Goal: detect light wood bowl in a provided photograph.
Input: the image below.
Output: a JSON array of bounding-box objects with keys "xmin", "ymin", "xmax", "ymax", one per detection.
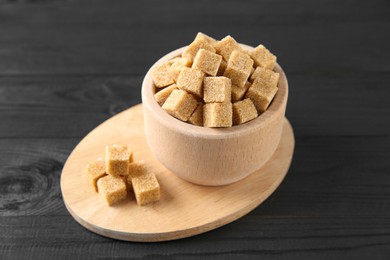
[{"xmin": 142, "ymin": 45, "xmax": 288, "ymax": 186}]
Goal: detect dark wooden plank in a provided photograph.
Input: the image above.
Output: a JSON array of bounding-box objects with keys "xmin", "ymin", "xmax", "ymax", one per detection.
[
  {"xmin": 0, "ymin": 0, "xmax": 389, "ymax": 75},
  {"xmin": 1, "ymin": 215, "xmax": 389, "ymax": 259},
  {"xmin": 0, "ymin": 75, "xmax": 142, "ymax": 138},
  {"xmin": 0, "ymin": 72, "xmax": 389, "ymax": 139}
]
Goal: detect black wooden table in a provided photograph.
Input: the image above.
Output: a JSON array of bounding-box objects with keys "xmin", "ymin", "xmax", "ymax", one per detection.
[{"xmin": 1, "ymin": 0, "xmax": 389, "ymax": 259}]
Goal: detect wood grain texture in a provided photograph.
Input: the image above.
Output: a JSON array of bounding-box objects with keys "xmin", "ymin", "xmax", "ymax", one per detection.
[
  {"xmin": 0, "ymin": 0, "xmax": 390, "ymax": 259},
  {"xmin": 61, "ymin": 104, "xmax": 294, "ymax": 241}
]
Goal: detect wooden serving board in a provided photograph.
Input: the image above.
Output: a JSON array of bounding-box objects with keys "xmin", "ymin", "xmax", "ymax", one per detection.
[{"xmin": 61, "ymin": 104, "xmax": 295, "ymax": 242}]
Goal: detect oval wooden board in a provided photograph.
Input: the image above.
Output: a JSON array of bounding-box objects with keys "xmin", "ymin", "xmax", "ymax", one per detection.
[{"xmin": 61, "ymin": 104, "xmax": 295, "ymax": 242}]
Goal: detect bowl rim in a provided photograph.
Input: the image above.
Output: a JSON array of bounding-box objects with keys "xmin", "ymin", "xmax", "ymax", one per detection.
[{"xmin": 142, "ymin": 44, "xmax": 288, "ymax": 139}]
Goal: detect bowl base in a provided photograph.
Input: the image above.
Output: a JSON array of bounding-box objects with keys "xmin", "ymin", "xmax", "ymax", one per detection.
[{"xmin": 61, "ymin": 104, "xmax": 295, "ymax": 242}]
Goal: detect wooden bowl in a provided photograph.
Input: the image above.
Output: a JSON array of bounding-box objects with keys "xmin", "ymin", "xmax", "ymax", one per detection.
[{"xmin": 141, "ymin": 45, "xmax": 288, "ymax": 186}]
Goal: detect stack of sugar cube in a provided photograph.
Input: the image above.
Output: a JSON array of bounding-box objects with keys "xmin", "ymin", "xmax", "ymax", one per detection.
[
  {"xmin": 83, "ymin": 144, "xmax": 160, "ymax": 206},
  {"xmin": 152, "ymin": 32, "xmax": 280, "ymax": 127}
]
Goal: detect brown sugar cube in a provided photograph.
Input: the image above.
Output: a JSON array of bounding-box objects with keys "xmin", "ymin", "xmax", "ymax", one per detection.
[
  {"xmin": 245, "ymin": 77, "xmax": 278, "ymax": 113},
  {"xmin": 192, "ymin": 49, "xmax": 222, "ymax": 76},
  {"xmin": 182, "ymin": 36, "xmax": 216, "ymax": 64},
  {"xmin": 226, "ymin": 50, "xmax": 253, "ymax": 74},
  {"xmin": 97, "ymin": 175, "xmax": 127, "ymax": 206},
  {"xmin": 168, "ymin": 57, "xmax": 191, "ymax": 67},
  {"xmin": 217, "ymin": 59, "xmax": 227, "ymax": 76},
  {"xmin": 215, "ymin": 35, "xmax": 241, "ymax": 61},
  {"xmin": 131, "ymin": 170, "xmax": 160, "ymax": 206},
  {"xmin": 231, "ymin": 81, "xmax": 251, "ymax": 102},
  {"xmin": 154, "ymin": 84, "xmax": 177, "ymax": 106},
  {"xmin": 196, "ymin": 32, "xmax": 217, "ymax": 46},
  {"xmin": 151, "ymin": 62, "xmax": 174, "ymax": 88},
  {"xmin": 233, "ymin": 98, "xmax": 258, "ymax": 125},
  {"xmin": 162, "ymin": 89, "xmax": 198, "ymax": 121},
  {"xmin": 203, "ymin": 102, "xmax": 232, "ymax": 127},
  {"xmin": 250, "ymin": 44, "xmax": 277, "ymax": 70},
  {"xmin": 105, "ymin": 145, "xmax": 131, "ymax": 177},
  {"xmin": 128, "ymin": 160, "xmax": 148, "ymax": 178},
  {"xmin": 250, "ymin": 67, "xmax": 280, "ymax": 88},
  {"xmin": 83, "ymin": 158, "xmax": 107, "ymax": 192},
  {"xmin": 224, "ymin": 50, "xmax": 253, "ymax": 88},
  {"xmin": 223, "ymin": 65, "xmax": 250, "ymax": 89},
  {"xmin": 187, "ymin": 103, "xmax": 203, "ymax": 126},
  {"xmin": 176, "ymin": 67, "xmax": 205, "ymax": 97},
  {"xmin": 168, "ymin": 58, "xmax": 191, "ymax": 82},
  {"xmin": 203, "ymin": 76, "xmax": 231, "ymax": 103},
  {"xmin": 126, "ymin": 159, "xmax": 149, "ymax": 192}
]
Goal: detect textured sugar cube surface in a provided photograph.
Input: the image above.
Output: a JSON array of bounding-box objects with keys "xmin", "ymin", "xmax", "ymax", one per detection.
[
  {"xmin": 233, "ymin": 98, "xmax": 258, "ymax": 125},
  {"xmin": 250, "ymin": 44, "xmax": 277, "ymax": 70},
  {"xmin": 154, "ymin": 84, "xmax": 177, "ymax": 106},
  {"xmin": 227, "ymin": 50, "xmax": 253, "ymax": 74},
  {"xmin": 131, "ymin": 171, "xmax": 160, "ymax": 206},
  {"xmin": 192, "ymin": 49, "xmax": 222, "ymax": 76},
  {"xmin": 245, "ymin": 77, "xmax": 278, "ymax": 113},
  {"xmin": 176, "ymin": 67, "xmax": 205, "ymax": 98},
  {"xmin": 217, "ymin": 59, "xmax": 227, "ymax": 76},
  {"xmin": 196, "ymin": 32, "xmax": 217, "ymax": 46},
  {"xmin": 203, "ymin": 102, "xmax": 233, "ymax": 127},
  {"xmin": 203, "ymin": 76, "xmax": 231, "ymax": 103},
  {"xmin": 151, "ymin": 62, "xmax": 174, "ymax": 88},
  {"xmin": 84, "ymin": 158, "xmax": 106, "ymax": 192},
  {"xmin": 182, "ymin": 36, "xmax": 216, "ymax": 64},
  {"xmin": 223, "ymin": 50, "xmax": 253, "ymax": 88},
  {"xmin": 128, "ymin": 160, "xmax": 148, "ymax": 178},
  {"xmin": 105, "ymin": 145, "xmax": 131, "ymax": 177},
  {"xmin": 187, "ymin": 103, "xmax": 203, "ymax": 126},
  {"xmin": 162, "ymin": 89, "xmax": 198, "ymax": 121},
  {"xmin": 215, "ymin": 35, "xmax": 241, "ymax": 61},
  {"xmin": 231, "ymin": 81, "xmax": 251, "ymax": 102},
  {"xmin": 223, "ymin": 65, "xmax": 250, "ymax": 89},
  {"xmin": 250, "ymin": 67, "xmax": 280, "ymax": 88},
  {"xmin": 97, "ymin": 175, "xmax": 127, "ymax": 206}
]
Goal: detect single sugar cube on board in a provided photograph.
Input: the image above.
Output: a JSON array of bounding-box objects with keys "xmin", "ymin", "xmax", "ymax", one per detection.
[
  {"xmin": 151, "ymin": 62, "xmax": 175, "ymax": 88},
  {"xmin": 105, "ymin": 145, "xmax": 131, "ymax": 177},
  {"xmin": 131, "ymin": 169, "xmax": 160, "ymax": 206},
  {"xmin": 154, "ymin": 84, "xmax": 177, "ymax": 106},
  {"xmin": 176, "ymin": 67, "xmax": 205, "ymax": 98},
  {"xmin": 182, "ymin": 36, "xmax": 216, "ymax": 64},
  {"xmin": 250, "ymin": 67, "xmax": 280, "ymax": 88},
  {"xmin": 127, "ymin": 160, "xmax": 149, "ymax": 191},
  {"xmin": 233, "ymin": 98, "xmax": 258, "ymax": 125},
  {"xmin": 203, "ymin": 102, "xmax": 233, "ymax": 127},
  {"xmin": 245, "ymin": 77, "xmax": 278, "ymax": 113},
  {"xmin": 168, "ymin": 58, "xmax": 191, "ymax": 82},
  {"xmin": 215, "ymin": 35, "xmax": 241, "ymax": 61},
  {"xmin": 250, "ymin": 44, "xmax": 277, "ymax": 70},
  {"xmin": 196, "ymin": 32, "xmax": 217, "ymax": 46},
  {"xmin": 162, "ymin": 89, "xmax": 198, "ymax": 121},
  {"xmin": 224, "ymin": 50, "xmax": 253, "ymax": 88},
  {"xmin": 187, "ymin": 103, "xmax": 203, "ymax": 126},
  {"xmin": 203, "ymin": 76, "xmax": 231, "ymax": 103},
  {"xmin": 217, "ymin": 59, "xmax": 227, "ymax": 76},
  {"xmin": 83, "ymin": 158, "xmax": 107, "ymax": 192},
  {"xmin": 97, "ymin": 175, "xmax": 127, "ymax": 206},
  {"xmin": 231, "ymin": 81, "xmax": 251, "ymax": 102},
  {"xmin": 192, "ymin": 49, "xmax": 222, "ymax": 76}
]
